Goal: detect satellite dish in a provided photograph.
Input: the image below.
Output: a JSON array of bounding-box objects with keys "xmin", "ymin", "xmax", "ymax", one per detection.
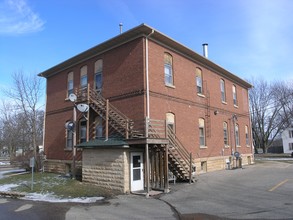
[
  {"xmin": 65, "ymin": 121, "xmax": 75, "ymax": 131},
  {"xmin": 76, "ymin": 103, "xmax": 89, "ymax": 113},
  {"xmin": 68, "ymin": 93, "xmax": 77, "ymax": 102}
]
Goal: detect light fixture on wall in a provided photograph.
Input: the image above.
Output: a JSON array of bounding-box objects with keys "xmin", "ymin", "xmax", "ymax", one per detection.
[{"xmin": 214, "ymin": 110, "xmax": 219, "ymax": 115}]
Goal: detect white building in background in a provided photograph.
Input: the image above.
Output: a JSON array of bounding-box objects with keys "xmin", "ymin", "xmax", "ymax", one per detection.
[{"xmin": 282, "ymin": 128, "xmax": 293, "ymax": 153}]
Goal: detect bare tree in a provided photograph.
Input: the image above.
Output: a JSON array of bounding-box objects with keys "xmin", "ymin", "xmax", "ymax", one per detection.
[
  {"xmin": 3, "ymin": 71, "xmax": 44, "ymax": 169},
  {"xmin": 249, "ymin": 78, "xmax": 293, "ymax": 153}
]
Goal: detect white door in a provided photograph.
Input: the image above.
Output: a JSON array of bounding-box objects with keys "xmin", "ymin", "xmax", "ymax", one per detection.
[{"xmin": 130, "ymin": 152, "xmax": 144, "ymax": 191}]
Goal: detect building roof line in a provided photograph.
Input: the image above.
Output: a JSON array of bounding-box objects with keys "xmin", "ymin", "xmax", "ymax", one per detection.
[{"xmin": 38, "ymin": 23, "xmax": 252, "ymax": 89}]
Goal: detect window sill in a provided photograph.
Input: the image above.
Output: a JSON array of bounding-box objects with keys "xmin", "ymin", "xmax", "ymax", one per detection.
[
  {"xmin": 236, "ymin": 145, "xmax": 241, "ymax": 148},
  {"xmin": 197, "ymin": 93, "xmax": 205, "ymax": 98},
  {"xmin": 222, "ymin": 101, "xmax": 227, "ymax": 105},
  {"xmin": 64, "ymin": 148, "xmax": 73, "ymax": 151},
  {"xmin": 234, "ymin": 104, "xmax": 239, "ymax": 108},
  {"xmin": 200, "ymin": 145, "xmax": 207, "ymax": 149},
  {"xmin": 224, "ymin": 145, "xmax": 230, "ymax": 148},
  {"xmin": 165, "ymin": 84, "xmax": 175, "ymax": 89}
]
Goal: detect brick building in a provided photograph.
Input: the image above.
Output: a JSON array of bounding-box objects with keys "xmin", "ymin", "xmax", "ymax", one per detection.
[{"xmin": 39, "ymin": 24, "xmax": 253, "ymax": 194}]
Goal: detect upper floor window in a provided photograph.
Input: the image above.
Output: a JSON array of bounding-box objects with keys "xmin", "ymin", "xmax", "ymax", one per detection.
[
  {"xmin": 220, "ymin": 79, "xmax": 226, "ymax": 102},
  {"xmin": 196, "ymin": 68, "xmax": 203, "ymax": 94},
  {"xmin": 223, "ymin": 122, "xmax": 229, "ymax": 146},
  {"xmin": 80, "ymin": 119, "xmax": 87, "ymax": 143},
  {"xmin": 164, "ymin": 53, "xmax": 173, "ymax": 86},
  {"xmin": 235, "ymin": 123, "xmax": 240, "ymax": 146},
  {"xmin": 80, "ymin": 65, "xmax": 88, "ymax": 89},
  {"xmin": 95, "ymin": 116, "xmax": 103, "ymax": 139},
  {"xmin": 232, "ymin": 85, "xmax": 238, "ymax": 106},
  {"xmin": 95, "ymin": 59, "xmax": 103, "ymax": 92},
  {"xmin": 199, "ymin": 118, "xmax": 206, "ymax": 147},
  {"xmin": 67, "ymin": 72, "xmax": 74, "ymax": 96},
  {"xmin": 289, "ymin": 130, "xmax": 293, "ymax": 138},
  {"xmin": 245, "ymin": 125, "xmax": 249, "ymax": 146}
]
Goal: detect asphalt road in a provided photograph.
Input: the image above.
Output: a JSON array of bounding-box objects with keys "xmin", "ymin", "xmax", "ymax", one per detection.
[
  {"xmin": 162, "ymin": 159, "xmax": 293, "ymax": 219},
  {"xmin": 1, "ymin": 159, "xmax": 293, "ymax": 220},
  {"xmin": 0, "ymin": 198, "xmax": 72, "ymax": 220}
]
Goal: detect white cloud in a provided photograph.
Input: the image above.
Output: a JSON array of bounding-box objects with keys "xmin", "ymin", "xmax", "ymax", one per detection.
[{"xmin": 0, "ymin": 0, "xmax": 45, "ymax": 35}]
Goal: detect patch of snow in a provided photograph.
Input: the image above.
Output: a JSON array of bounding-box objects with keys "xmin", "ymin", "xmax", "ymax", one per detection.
[
  {"xmin": 0, "ymin": 161, "xmax": 10, "ymax": 166},
  {"xmin": 0, "ymin": 184, "xmax": 19, "ymax": 191},
  {"xmin": 24, "ymin": 192, "xmax": 104, "ymax": 203}
]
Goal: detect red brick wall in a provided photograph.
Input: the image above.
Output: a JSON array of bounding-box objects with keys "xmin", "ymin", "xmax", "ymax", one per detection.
[
  {"xmin": 44, "ymin": 35, "xmax": 252, "ymax": 162},
  {"xmin": 147, "ymin": 40, "xmax": 252, "ymax": 158},
  {"xmin": 44, "ymin": 38, "xmax": 146, "ymax": 160}
]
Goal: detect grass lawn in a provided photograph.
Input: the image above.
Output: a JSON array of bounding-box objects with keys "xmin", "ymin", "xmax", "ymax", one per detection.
[{"xmin": 0, "ymin": 172, "xmax": 117, "ymax": 198}]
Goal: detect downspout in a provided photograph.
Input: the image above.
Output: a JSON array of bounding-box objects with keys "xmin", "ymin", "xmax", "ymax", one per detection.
[
  {"xmin": 145, "ymin": 29, "xmax": 154, "ymax": 118},
  {"xmin": 145, "ymin": 29, "xmax": 154, "ymax": 198},
  {"xmin": 42, "ymin": 82, "xmax": 47, "ymax": 172}
]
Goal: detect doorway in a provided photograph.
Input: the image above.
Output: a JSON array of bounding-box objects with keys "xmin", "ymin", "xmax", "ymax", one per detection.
[{"xmin": 130, "ymin": 152, "xmax": 144, "ymax": 191}]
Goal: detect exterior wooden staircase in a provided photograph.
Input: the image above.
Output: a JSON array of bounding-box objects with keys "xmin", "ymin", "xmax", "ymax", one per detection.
[
  {"xmin": 147, "ymin": 120, "xmax": 194, "ymax": 182},
  {"xmin": 167, "ymin": 127, "xmax": 194, "ymax": 181},
  {"xmin": 87, "ymin": 88, "xmax": 134, "ymax": 138},
  {"xmin": 78, "ymin": 86, "xmax": 194, "ymax": 182}
]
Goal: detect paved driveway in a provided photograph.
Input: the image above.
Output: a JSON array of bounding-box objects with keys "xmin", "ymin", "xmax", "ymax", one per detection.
[{"xmin": 161, "ymin": 160, "xmax": 293, "ymax": 219}]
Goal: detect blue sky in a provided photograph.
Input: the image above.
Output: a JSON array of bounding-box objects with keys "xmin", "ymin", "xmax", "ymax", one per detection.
[{"xmin": 1, "ymin": 0, "xmax": 293, "ymax": 92}]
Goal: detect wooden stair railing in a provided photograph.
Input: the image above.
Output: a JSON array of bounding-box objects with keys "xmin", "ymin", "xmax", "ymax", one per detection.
[
  {"xmin": 76, "ymin": 86, "xmax": 135, "ymax": 138},
  {"xmin": 167, "ymin": 127, "xmax": 194, "ymax": 181},
  {"xmin": 146, "ymin": 118, "xmax": 194, "ymax": 181}
]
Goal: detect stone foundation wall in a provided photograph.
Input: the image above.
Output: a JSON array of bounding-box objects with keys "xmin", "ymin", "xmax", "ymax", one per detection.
[
  {"xmin": 194, "ymin": 154, "xmax": 254, "ymax": 173},
  {"xmin": 82, "ymin": 149, "xmax": 129, "ymax": 193},
  {"xmin": 44, "ymin": 159, "xmax": 82, "ymax": 177}
]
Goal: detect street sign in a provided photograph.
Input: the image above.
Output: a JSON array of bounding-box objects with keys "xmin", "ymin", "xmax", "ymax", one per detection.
[{"xmin": 30, "ymin": 157, "xmax": 35, "ymax": 168}]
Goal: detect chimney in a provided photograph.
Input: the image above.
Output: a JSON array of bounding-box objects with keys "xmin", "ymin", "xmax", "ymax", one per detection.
[
  {"xmin": 119, "ymin": 23, "xmax": 123, "ymax": 34},
  {"xmin": 202, "ymin": 43, "xmax": 208, "ymax": 58}
]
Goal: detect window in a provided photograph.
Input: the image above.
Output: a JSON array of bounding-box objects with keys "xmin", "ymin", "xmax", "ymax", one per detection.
[
  {"xmin": 164, "ymin": 53, "xmax": 173, "ymax": 85},
  {"xmin": 289, "ymin": 143, "xmax": 293, "ymax": 151},
  {"xmin": 80, "ymin": 119, "xmax": 87, "ymax": 143},
  {"xmin": 67, "ymin": 72, "xmax": 74, "ymax": 96},
  {"xmin": 166, "ymin": 113, "xmax": 175, "ymax": 132},
  {"xmin": 196, "ymin": 68, "xmax": 203, "ymax": 94},
  {"xmin": 289, "ymin": 130, "xmax": 293, "ymax": 138},
  {"xmin": 220, "ymin": 79, "xmax": 226, "ymax": 102},
  {"xmin": 199, "ymin": 118, "xmax": 205, "ymax": 147},
  {"xmin": 95, "ymin": 59, "xmax": 103, "ymax": 92},
  {"xmin": 223, "ymin": 122, "xmax": 229, "ymax": 146},
  {"xmin": 66, "ymin": 129, "xmax": 73, "ymax": 149},
  {"xmin": 232, "ymin": 85, "xmax": 238, "ymax": 106},
  {"xmin": 235, "ymin": 124, "xmax": 240, "ymax": 146},
  {"xmin": 245, "ymin": 125, "xmax": 249, "ymax": 146},
  {"xmin": 201, "ymin": 161, "xmax": 207, "ymax": 172},
  {"xmin": 80, "ymin": 65, "xmax": 88, "ymax": 89},
  {"xmin": 95, "ymin": 116, "xmax": 103, "ymax": 139}
]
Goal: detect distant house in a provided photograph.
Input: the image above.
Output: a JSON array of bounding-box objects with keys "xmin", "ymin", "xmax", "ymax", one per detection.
[
  {"xmin": 39, "ymin": 24, "xmax": 254, "ymax": 193},
  {"xmin": 282, "ymin": 128, "xmax": 293, "ymax": 153}
]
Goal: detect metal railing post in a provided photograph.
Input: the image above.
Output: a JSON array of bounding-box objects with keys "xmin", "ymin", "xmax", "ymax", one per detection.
[
  {"xmin": 126, "ymin": 119, "xmax": 129, "ymax": 139},
  {"xmin": 189, "ymin": 153, "xmax": 192, "ymax": 184},
  {"xmin": 105, "ymin": 99, "xmax": 109, "ymax": 140},
  {"xmin": 145, "ymin": 117, "xmax": 149, "ymax": 138}
]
